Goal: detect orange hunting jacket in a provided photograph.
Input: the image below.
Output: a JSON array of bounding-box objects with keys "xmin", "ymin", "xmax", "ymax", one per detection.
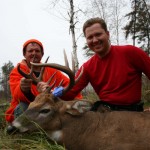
[{"xmin": 5, "ymin": 60, "xmax": 82, "ymax": 123}]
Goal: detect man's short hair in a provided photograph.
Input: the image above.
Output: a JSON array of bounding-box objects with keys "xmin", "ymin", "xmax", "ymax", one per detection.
[{"xmin": 83, "ymin": 17, "xmax": 108, "ymax": 36}]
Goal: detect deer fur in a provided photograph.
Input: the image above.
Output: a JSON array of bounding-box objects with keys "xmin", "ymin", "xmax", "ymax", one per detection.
[{"xmin": 12, "ymin": 92, "xmax": 150, "ymax": 150}]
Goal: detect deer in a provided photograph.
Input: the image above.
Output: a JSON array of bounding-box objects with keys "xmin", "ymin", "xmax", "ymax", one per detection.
[{"xmin": 9, "ymin": 52, "xmax": 150, "ymax": 150}]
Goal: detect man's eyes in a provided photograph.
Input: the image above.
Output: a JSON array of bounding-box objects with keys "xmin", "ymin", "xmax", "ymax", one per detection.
[
  {"xmin": 87, "ymin": 33, "xmax": 102, "ymax": 40},
  {"xmin": 28, "ymin": 50, "xmax": 41, "ymax": 53},
  {"xmin": 35, "ymin": 50, "xmax": 41, "ymax": 53}
]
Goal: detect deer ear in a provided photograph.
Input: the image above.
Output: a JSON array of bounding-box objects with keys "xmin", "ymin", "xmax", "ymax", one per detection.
[{"xmin": 66, "ymin": 101, "xmax": 93, "ymax": 116}]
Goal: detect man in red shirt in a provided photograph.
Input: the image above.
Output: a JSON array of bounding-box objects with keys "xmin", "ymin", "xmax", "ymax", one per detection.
[{"xmin": 39, "ymin": 17, "xmax": 150, "ymax": 112}]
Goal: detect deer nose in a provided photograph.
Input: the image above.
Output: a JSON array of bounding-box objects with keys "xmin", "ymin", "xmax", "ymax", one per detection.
[{"xmin": 6, "ymin": 125, "xmax": 18, "ymax": 134}]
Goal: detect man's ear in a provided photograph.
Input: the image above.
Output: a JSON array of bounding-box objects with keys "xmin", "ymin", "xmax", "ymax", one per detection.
[{"xmin": 66, "ymin": 100, "xmax": 93, "ymax": 116}]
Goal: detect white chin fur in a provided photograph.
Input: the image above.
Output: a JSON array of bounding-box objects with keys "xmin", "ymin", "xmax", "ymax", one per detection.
[
  {"xmin": 49, "ymin": 130, "xmax": 63, "ymax": 142},
  {"xmin": 13, "ymin": 121, "xmax": 28, "ymax": 132}
]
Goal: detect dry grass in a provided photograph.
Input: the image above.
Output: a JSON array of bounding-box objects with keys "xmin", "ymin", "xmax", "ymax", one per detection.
[
  {"xmin": 0, "ymin": 131, "xmax": 65, "ymax": 150},
  {"xmin": 0, "ymin": 104, "xmax": 65, "ymax": 150}
]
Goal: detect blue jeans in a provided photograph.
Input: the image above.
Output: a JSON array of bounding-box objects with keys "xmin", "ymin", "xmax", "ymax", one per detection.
[{"xmin": 14, "ymin": 102, "xmax": 29, "ymax": 118}]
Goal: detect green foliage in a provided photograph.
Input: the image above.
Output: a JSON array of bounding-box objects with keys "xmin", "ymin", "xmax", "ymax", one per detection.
[
  {"xmin": 0, "ymin": 61, "xmax": 14, "ymax": 100},
  {"xmin": 1, "ymin": 61, "xmax": 14, "ymax": 76},
  {"xmin": 124, "ymin": 0, "xmax": 150, "ymax": 53},
  {"xmin": 0, "ymin": 131, "xmax": 66, "ymax": 150},
  {"xmin": 142, "ymin": 74, "xmax": 150, "ymax": 103},
  {"xmin": 82, "ymin": 44, "xmax": 94, "ymax": 58}
]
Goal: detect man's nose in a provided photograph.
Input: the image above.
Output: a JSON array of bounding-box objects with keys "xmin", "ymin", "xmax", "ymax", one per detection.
[
  {"xmin": 93, "ymin": 36, "xmax": 99, "ymax": 43},
  {"xmin": 31, "ymin": 50, "xmax": 36, "ymax": 55}
]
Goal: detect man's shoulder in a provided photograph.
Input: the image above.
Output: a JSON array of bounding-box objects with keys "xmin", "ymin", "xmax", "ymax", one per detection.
[
  {"xmin": 112, "ymin": 44, "xmax": 136, "ymax": 50},
  {"xmin": 112, "ymin": 45, "xmax": 142, "ymax": 54},
  {"xmin": 11, "ymin": 60, "xmax": 29, "ymax": 73},
  {"xmin": 112, "ymin": 45, "xmax": 147, "ymax": 61}
]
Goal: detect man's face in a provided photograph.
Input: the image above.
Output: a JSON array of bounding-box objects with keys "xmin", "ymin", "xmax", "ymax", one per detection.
[
  {"xmin": 24, "ymin": 43, "xmax": 43, "ymax": 64},
  {"xmin": 85, "ymin": 23, "xmax": 110, "ymax": 58}
]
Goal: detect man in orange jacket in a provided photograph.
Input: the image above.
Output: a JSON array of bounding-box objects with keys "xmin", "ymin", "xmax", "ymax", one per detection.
[{"xmin": 5, "ymin": 39, "xmax": 82, "ymax": 125}]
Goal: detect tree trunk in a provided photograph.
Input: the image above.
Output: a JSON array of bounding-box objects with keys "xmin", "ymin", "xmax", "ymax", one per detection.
[{"xmin": 69, "ymin": 0, "xmax": 79, "ymax": 72}]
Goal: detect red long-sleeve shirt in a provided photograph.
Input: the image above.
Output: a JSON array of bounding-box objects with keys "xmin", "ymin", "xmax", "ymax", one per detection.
[{"xmin": 65, "ymin": 45, "xmax": 150, "ymax": 105}]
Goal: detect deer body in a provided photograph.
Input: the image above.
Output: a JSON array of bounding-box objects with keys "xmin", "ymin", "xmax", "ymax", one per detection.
[
  {"xmin": 12, "ymin": 93, "xmax": 150, "ymax": 150},
  {"xmin": 48, "ymin": 111, "xmax": 150, "ymax": 150}
]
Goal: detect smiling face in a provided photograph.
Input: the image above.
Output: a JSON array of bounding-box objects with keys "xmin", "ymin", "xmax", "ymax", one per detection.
[
  {"xmin": 24, "ymin": 42, "xmax": 43, "ymax": 64},
  {"xmin": 85, "ymin": 23, "xmax": 110, "ymax": 58}
]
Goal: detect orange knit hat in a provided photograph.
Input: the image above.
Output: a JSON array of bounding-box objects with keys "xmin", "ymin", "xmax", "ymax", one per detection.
[{"xmin": 23, "ymin": 39, "xmax": 44, "ymax": 55}]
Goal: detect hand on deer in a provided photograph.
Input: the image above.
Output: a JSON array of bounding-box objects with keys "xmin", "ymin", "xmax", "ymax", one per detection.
[
  {"xmin": 20, "ymin": 77, "xmax": 32, "ymax": 93},
  {"xmin": 37, "ymin": 81, "xmax": 49, "ymax": 93}
]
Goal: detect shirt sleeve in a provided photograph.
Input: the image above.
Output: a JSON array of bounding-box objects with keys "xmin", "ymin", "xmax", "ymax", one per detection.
[
  {"xmin": 61, "ymin": 66, "xmax": 89, "ymax": 100},
  {"xmin": 9, "ymin": 64, "xmax": 31, "ymax": 103},
  {"xmin": 128, "ymin": 46, "xmax": 150, "ymax": 79}
]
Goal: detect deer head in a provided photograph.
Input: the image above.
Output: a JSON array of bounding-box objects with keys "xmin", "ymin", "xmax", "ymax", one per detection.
[{"xmin": 11, "ymin": 95, "xmax": 92, "ymax": 134}]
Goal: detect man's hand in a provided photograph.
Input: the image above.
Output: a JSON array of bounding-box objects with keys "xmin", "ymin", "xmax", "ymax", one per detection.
[
  {"xmin": 37, "ymin": 82, "xmax": 49, "ymax": 93},
  {"xmin": 20, "ymin": 77, "xmax": 32, "ymax": 93},
  {"xmin": 37, "ymin": 82, "xmax": 64, "ymax": 96}
]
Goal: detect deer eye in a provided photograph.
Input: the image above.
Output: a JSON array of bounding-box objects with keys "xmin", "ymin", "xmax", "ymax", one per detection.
[{"xmin": 39, "ymin": 109, "xmax": 50, "ymax": 114}]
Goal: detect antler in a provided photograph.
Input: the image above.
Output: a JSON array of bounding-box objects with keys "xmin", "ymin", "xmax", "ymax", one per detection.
[
  {"xmin": 17, "ymin": 56, "xmax": 50, "ymax": 85},
  {"xmin": 31, "ymin": 50, "xmax": 83, "ymax": 95}
]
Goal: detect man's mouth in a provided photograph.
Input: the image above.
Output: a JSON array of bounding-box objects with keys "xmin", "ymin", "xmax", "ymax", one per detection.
[
  {"xmin": 30, "ymin": 57, "xmax": 38, "ymax": 62},
  {"xmin": 94, "ymin": 42, "xmax": 102, "ymax": 49}
]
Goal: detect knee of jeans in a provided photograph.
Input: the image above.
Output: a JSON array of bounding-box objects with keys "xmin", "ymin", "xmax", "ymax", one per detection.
[{"xmin": 14, "ymin": 102, "xmax": 29, "ymax": 118}]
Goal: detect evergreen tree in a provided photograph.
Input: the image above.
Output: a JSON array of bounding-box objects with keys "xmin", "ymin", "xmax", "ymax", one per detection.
[
  {"xmin": 1, "ymin": 61, "xmax": 14, "ymax": 100},
  {"xmin": 124, "ymin": 0, "xmax": 150, "ymax": 54}
]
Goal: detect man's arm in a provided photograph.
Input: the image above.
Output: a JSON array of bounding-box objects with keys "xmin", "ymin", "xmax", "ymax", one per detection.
[{"xmin": 20, "ymin": 77, "xmax": 35, "ymax": 102}]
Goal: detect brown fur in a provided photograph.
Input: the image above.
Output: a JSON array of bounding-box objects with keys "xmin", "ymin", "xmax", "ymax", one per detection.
[{"xmin": 12, "ymin": 93, "xmax": 150, "ymax": 150}]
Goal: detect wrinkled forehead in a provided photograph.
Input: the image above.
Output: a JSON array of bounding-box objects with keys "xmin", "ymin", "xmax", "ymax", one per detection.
[{"xmin": 26, "ymin": 42, "xmax": 42, "ymax": 49}]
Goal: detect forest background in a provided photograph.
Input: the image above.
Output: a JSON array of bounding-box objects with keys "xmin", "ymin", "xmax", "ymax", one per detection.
[{"xmin": 0, "ymin": 0, "xmax": 150, "ymax": 102}]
